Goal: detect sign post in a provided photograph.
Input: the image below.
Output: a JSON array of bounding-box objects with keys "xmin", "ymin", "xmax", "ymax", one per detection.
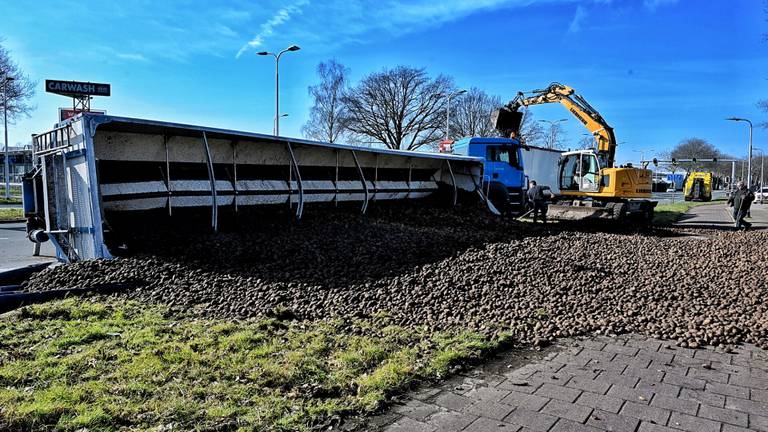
[{"xmin": 45, "ymin": 80, "xmax": 111, "ymax": 118}]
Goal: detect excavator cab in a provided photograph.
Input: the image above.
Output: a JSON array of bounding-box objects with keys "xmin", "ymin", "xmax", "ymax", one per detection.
[{"xmin": 559, "ymin": 151, "xmax": 601, "ymax": 193}]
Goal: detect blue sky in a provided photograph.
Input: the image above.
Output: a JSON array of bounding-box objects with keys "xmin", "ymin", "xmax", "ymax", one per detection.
[{"xmin": 1, "ymin": 0, "xmax": 766, "ymax": 165}]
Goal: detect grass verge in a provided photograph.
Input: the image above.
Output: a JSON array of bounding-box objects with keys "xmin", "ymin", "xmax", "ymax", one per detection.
[
  {"xmin": 0, "ymin": 298, "xmax": 498, "ymax": 431},
  {"xmin": 0, "ymin": 208, "xmax": 23, "ymax": 221},
  {"xmin": 0, "ymin": 197, "xmax": 22, "ymax": 205},
  {"xmin": 653, "ymin": 199, "xmax": 725, "ymax": 226}
]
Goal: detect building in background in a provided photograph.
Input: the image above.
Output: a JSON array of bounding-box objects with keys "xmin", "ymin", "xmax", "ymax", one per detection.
[{"xmin": 1, "ymin": 145, "xmax": 34, "ymax": 184}]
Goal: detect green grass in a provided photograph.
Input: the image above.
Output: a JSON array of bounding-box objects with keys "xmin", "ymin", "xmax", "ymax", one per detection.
[
  {"xmin": 0, "ymin": 207, "xmax": 23, "ymax": 221},
  {"xmin": 0, "ymin": 197, "xmax": 21, "ymax": 205},
  {"xmin": 0, "ymin": 299, "xmax": 497, "ymax": 431},
  {"xmin": 653, "ymin": 199, "xmax": 725, "ymax": 226}
]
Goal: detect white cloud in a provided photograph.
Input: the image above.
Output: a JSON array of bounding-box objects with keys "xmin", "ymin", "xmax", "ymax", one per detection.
[
  {"xmin": 236, "ymin": 0, "xmax": 310, "ymax": 58},
  {"xmin": 643, "ymin": 0, "xmax": 679, "ymax": 11},
  {"xmin": 117, "ymin": 53, "xmax": 149, "ymax": 62},
  {"xmin": 568, "ymin": 5, "xmax": 587, "ymax": 33}
]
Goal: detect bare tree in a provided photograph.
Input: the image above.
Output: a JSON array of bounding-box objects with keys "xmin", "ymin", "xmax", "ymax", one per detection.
[
  {"xmin": 577, "ymin": 134, "xmax": 596, "ymax": 150},
  {"xmin": 450, "ymin": 87, "xmax": 501, "ymax": 139},
  {"xmin": 0, "ymin": 40, "xmax": 36, "ymax": 123},
  {"xmin": 669, "ymin": 137, "xmax": 730, "ymax": 177},
  {"xmin": 301, "ymin": 60, "xmax": 349, "ymax": 143},
  {"xmin": 518, "ymin": 108, "xmax": 545, "ymax": 147},
  {"xmin": 541, "ymin": 122, "xmax": 567, "ymax": 149},
  {"xmin": 342, "ymin": 66, "xmax": 452, "ymax": 150}
]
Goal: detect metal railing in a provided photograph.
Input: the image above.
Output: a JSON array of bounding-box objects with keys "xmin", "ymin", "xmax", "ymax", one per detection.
[{"xmin": 32, "ymin": 124, "xmax": 78, "ymax": 156}]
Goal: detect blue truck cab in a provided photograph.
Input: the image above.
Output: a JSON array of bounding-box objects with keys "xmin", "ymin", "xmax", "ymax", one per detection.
[{"xmin": 452, "ymin": 137, "xmax": 527, "ymax": 213}]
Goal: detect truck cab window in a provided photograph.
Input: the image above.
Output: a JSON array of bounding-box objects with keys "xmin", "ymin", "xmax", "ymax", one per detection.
[{"xmin": 486, "ymin": 146, "xmax": 519, "ymax": 167}]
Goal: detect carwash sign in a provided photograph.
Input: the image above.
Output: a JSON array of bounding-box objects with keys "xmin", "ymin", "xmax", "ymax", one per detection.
[{"xmin": 45, "ymin": 80, "xmax": 111, "ymax": 97}]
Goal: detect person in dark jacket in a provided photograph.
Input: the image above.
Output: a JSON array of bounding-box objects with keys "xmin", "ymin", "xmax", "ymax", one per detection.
[
  {"xmin": 526, "ymin": 180, "xmax": 551, "ymax": 223},
  {"xmin": 727, "ymin": 181, "xmax": 755, "ymax": 230}
]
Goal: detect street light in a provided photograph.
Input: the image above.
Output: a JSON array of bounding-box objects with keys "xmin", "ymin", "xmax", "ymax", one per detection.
[
  {"xmin": 434, "ymin": 89, "xmax": 466, "ymax": 140},
  {"xmin": 539, "ymin": 119, "xmax": 568, "ymax": 149},
  {"xmin": 633, "ymin": 148, "xmax": 654, "ymax": 165},
  {"xmin": 257, "ymin": 44, "xmax": 301, "ymax": 136},
  {"xmin": 726, "ymin": 117, "xmax": 753, "ymax": 188},
  {"xmin": 2, "ymin": 76, "xmax": 14, "ymax": 200}
]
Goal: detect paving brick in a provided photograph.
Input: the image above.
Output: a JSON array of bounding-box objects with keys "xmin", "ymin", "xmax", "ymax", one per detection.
[
  {"xmin": 497, "ymin": 378, "xmax": 544, "ymax": 394},
  {"xmin": 576, "ymin": 348, "xmax": 617, "ymax": 364},
  {"xmin": 500, "ymin": 390, "xmax": 550, "ymax": 411},
  {"xmin": 752, "ymin": 388, "xmax": 768, "ymax": 403},
  {"xmin": 559, "ymin": 364, "xmax": 601, "ymax": 379},
  {"xmin": 607, "ymin": 384, "xmax": 654, "ymax": 404},
  {"xmin": 724, "ymin": 395, "xmax": 768, "ymax": 415},
  {"xmin": 667, "ymin": 411, "xmax": 721, "ymax": 432},
  {"xmin": 574, "ymin": 391, "xmax": 625, "ymax": 414},
  {"xmin": 384, "ymin": 416, "xmax": 437, "ymax": 432},
  {"xmin": 463, "ymin": 400, "xmax": 515, "ymax": 421},
  {"xmin": 577, "ymin": 339, "xmax": 607, "ymax": 351},
  {"xmin": 650, "ymin": 360, "xmax": 689, "ymax": 378},
  {"xmin": 620, "ymin": 401, "xmax": 671, "ymax": 426},
  {"xmin": 649, "ymin": 394, "xmax": 699, "ymax": 415},
  {"xmin": 529, "ymin": 370, "xmax": 576, "ymax": 385},
  {"xmin": 750, "ymin": 413, "xmax": 768, "ymax": 432},
  {"xmin": 692, "ymin": 349, "xmax": 733, "ymax": 365},
  {"xmin": 549, "ymin": 418, "xmax": 602, "ymax": 432},
  {"xmin": 636, "ymin": 379, "xmax": 681, "ymax": 397},
  {"xmin": 687, "ymin": 367, "xmax": 729, "ymax": 384},
  {"xmin": 624, "ymin": 337, "xmax": 664, "ymax": 352},
  {"xmin": 729, "ymin": 373, "xmax": 768, "ymax": 390},
  {"xmin": 698, "ymin": 404, "xmax": 748, "ymax": 427},
  {"xmin": 603, "ymin": 343, "xmax": 640, "ymax": 357},
  {"xmin": 425, "ymin": 410, "xmax": 477, "ymax": 431},
  {"xmin": 666, "ymin": 346, "xmax": 696, "ymax": 358},
  {"xmin": 721, "ymin": 424, "xmax": 752, "ymax": 432},
  {"xmin": 465, "ymin": 386, "xmax": 512, "ymax": 402},
  {"xmin": 503, "ymin": 408, "xmax": 559, "ymax": 432},
  {"xmin": 463, "ymin": 416, "xmax": 521, "ymax": 432},
  {"xmin": 535, "ymin": 383, "xmax": 582, "ymax": 403},
  {"xmin": 613, "ymin": 354, "xmax": 653, "ymax": 370},
  {"xmin": 394, "ymin": 400, "xmax": 442, "ymax": 421},
  {"xmin": 638, "ymin": 422, "xmax": 680, "ymax": 432},
  {"xmin": 623, "ymin": 366, "xmax": 665, "ymax": 382},
  {"xmin": 678, "ymin": 388, "xmax": 725, "ymax": 408},
  {"xmin": 586, "ymin": 409, "xmax": 640, "ymax": 432},
  {"xmin": 588, "ymin": 358, "xmax": 629, "ymax": 374},
  {"xmin": 598, "ymin": 372, "xmax": 640, "ymax": 389},
  {"xmin": 541, "ymin": 399, "xmax": 594, "ymax": 423},
  {"xmin": 704, "ymin": 382, "xmax": 750, "ymax": 399},
  {"xmin": 661, "ymin": 372, "xmax": 706, "ymax": 390},
  {"xmin": 566, "ymin": 375, "xmax": 612, "ymax": 395},
  {"xmin": 412, "ymin": 387, "xmax": 442, "ymax": 401},
  {"xmin": 434, "ymin": 392, "xmax": 473, "ymax": 411},
  {"xmin": 553, "ymin": 353, "xmax": 591, "ymax": 367}
]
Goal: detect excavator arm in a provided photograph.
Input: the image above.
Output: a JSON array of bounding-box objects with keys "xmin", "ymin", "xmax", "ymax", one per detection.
[{"xmin": 494, "ymin": 83, "xmax": 618, "ymax": 168}]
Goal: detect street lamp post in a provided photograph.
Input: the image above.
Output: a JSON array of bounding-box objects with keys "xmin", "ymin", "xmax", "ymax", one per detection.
[
  {"xmin": 539, "ymin": 119, "xmax": 568, "ymax": 149},
  {"xmin": 2, "ymin": 76, "xmax": 14, "ymax": 200},
  {"xmin": 726, "ymin": 117, "xmax": 753, "ymax": 188},
  {"xmin": 257, "ymin": 45, "xmax": 300, "ymax": 136},
  {"xmin": 435, "ymin": 89, "xmax": 466, "ymax": 140}
]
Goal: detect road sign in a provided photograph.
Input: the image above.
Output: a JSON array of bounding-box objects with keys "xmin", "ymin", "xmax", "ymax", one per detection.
[
  {"xmin": 46, "ymin": 80, "xmax": 111, "ymax": 97},
  {"xmin": 59, "ymin": 108, "xmax": 106, "ymax": 122}
]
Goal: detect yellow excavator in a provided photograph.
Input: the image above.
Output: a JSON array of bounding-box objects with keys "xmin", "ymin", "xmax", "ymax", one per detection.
[{"xmin": 492, "ymin": 83, "xmax": 655, "ymax": 221}]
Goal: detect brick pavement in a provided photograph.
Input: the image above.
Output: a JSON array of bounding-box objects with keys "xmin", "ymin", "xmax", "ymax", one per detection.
[{"xmin": 368, "ymin": 334, "xmax": 768, "ymax": 432}]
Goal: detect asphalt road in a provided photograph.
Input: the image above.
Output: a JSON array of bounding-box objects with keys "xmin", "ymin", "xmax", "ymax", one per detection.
[{"xmin": 0, "ymin": 222, "xmax": 56, "ymax": 272}]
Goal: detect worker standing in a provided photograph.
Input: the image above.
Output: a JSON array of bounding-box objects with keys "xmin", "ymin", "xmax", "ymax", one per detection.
[
  {"xmin": 727, "ymin": 181, "xmax": 755, "ymax": 231},
  {"xmin": 526, "ymin": 180, "xmax": 551, "ymax": 223}
]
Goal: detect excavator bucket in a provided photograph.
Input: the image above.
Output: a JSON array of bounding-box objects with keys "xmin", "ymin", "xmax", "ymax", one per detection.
[
  {"xmin": 491, "ymin": 108, "xmax": 523, "ymax": 135},
  {"xmin": 546, "ymin": 203, "xmax": 615, "ymax": 221},
  {"xmin": 25, "ymin": 114, "xmax": 490, "ymax": 262}
]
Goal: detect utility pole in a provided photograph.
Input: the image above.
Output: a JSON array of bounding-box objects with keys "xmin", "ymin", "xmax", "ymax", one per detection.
[{"xmin": 257, "ymin": 45, "xmax": 301, "ymax": 136}]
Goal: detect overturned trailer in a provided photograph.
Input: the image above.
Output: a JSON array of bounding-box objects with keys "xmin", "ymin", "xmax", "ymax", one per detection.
[{"xmin": 23, "ymin": 114, "xmax": 491, "ymax": 262}]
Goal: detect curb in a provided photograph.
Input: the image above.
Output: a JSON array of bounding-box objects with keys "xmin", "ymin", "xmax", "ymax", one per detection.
[{"xmin": 0, "ymin": 219, "xmax": 25, "ymax": 224}]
